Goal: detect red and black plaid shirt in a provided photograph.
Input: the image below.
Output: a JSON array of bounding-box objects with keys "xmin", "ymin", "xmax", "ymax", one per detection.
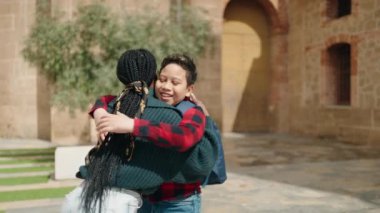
[
  {"xmin": 89, "ymin": 95, "xmax": 205, "ymax": 202},
  {"xmin": 145, "ymin": 181, "xmax": 201, "ymax": 203}
]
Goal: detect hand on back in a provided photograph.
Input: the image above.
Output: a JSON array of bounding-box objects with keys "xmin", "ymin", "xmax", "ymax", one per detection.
[{"xmin": 189, "ymin": 93, "xmax": 209, "ymax": 116}]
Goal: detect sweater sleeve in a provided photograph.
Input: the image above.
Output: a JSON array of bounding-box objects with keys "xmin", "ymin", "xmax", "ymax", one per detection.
[
  {"xmin": 133, "ymin": 106, "xmax": 206, "ymax": 152},
  {"xmin": 88, "ymin": 95, "xmax": 116, "ymax": 117}
]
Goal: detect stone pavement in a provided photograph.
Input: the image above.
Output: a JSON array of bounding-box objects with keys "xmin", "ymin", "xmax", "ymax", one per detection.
[
  {"xmin": 207, "ymin": 133, "xmax": 380, "ymax": 213},
  {"xmin": 1, "ymin": 134, "xmax": 380, "ymax": 212}
]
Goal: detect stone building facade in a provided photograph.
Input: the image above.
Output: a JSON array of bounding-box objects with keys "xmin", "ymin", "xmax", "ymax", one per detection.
[
  {"xmin": 0, "ymin": 0, "xmax": 379, "ymax": 146},
  {"xmin": 286, "ymin": 0, "xmax": 380, "ymax": 145}
]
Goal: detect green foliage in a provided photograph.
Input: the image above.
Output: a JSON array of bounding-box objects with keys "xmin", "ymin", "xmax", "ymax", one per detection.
[
  {"xmin": 0, "ymin": 148, "xmax": 55, "ymax": 157},
  {"xmin": 0, "ymin": 186, "xmax": 75, "ymax": 202},
  {"xmin": 0, "ymin": 157, "xmax": 54, "ymax": 165},
  {"xmin": 0, "ymin": 165, "xmax": 53, "ymax": 173},
  {"xmin": 0, "ymin": 175, "xmax": 50, "ymax": 186},
  {"xmin": 22, "ymin": 3, "xmax": 213, "ymax": 110}
]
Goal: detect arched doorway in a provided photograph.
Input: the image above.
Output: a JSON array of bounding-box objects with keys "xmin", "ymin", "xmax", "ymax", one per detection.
[{"xmin": 222, "ymin": 0, "xmax": 271, "ymax": 132}]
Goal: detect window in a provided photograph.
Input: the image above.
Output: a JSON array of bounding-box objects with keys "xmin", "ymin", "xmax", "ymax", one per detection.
[
  {"xmin": 326, "ymin": 43, "xmax": 351, "ymax": 105},
  {"xmin": 326, "ymin": 0, "xmax": 352, "ymax": 19}
]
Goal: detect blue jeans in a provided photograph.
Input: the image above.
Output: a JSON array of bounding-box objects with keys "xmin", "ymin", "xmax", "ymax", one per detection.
[{"xmin": 138, "ymin": 194, "xmax": 201, "ymax": 213}]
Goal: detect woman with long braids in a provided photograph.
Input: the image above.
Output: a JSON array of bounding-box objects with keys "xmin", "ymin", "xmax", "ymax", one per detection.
[
  {"xmin": 62, "ymin": 48, "xmax": 157, "ymax": 213},
  {"xmin": 61, "ymin": 49, "xmax": 218, "ymax": 213},
  {"xmin": 81, "ymin": 48, "xmax": 157, "ymax": 212}
]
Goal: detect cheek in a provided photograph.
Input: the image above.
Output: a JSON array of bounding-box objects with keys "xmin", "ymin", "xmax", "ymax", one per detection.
[
  {"xmin": 173, "ymin": 87, "xmax": 188, "ymax": 99},
  {"xmin": 155, "ymin": 82, "xmax": 162, "ymax": 90},
  {"xmin": 154, "ymin": 85, "xmax": 160, "ymax": 96}
]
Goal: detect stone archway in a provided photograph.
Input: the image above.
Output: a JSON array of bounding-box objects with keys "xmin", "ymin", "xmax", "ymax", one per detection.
[{"xmin": 221, "ymin": 0, "xmax": 288, "ymax": 132}]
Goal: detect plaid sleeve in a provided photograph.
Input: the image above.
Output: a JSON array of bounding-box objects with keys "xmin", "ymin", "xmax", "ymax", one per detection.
[
  {"xmin": 133, "ymin": 106, "xmax": 206, "ymax": 152},
  {"xmin": 88, "ymin": 95, "xmax": 116, "ymax": 117}
]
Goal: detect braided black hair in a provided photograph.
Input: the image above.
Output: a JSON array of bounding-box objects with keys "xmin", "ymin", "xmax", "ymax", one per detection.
[{"xmin": 81, "ymin": 49, "xmax": 156, "ymax": 213}]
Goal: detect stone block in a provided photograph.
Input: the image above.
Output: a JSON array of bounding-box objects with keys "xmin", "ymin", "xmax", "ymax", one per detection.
[
  {"xmin": 0, "ymin": 60, "xmax": 14, "ymax": 78},
  {"xmin": 54, "ymin": 145, "xmax": 93, "ymax": 180},
  {"xmin": 0, "ymin": 1, "xmax": 17, "ymax": 15},
  {"xmin": 347, "ymin": 109, "xmax": 372, "ymax": 126},
  {"xmin": 374, "ymin": 110, "xmax": 380, "ymax": 128},
  {"xmin": 0, "ymin": 31, "xmax": 14, "ymax": 42},
  {"xmin": 337, "ymin": 126, "xmax": 370, "ymax": 145},
  {"xmin": 368, "ymin": 128, "xmax": 380, "ymax": 146},
  {"xmin": 316, "ymin": 124, "xmax": 339, "ymax": 139},
  {"xmin": 12, "ymin": 106, "xmax": 38, "ymax": 138},
  {"xmin": 0, "ymin": 43, "xmax": 16, "ymax": 60},
  {"xmin": 51, "ymin": 107, "xmax": 91, "ymax": 146},
  {"xmin": 0, "ymin": 15, "xmax": 14, "ymax": 31}
]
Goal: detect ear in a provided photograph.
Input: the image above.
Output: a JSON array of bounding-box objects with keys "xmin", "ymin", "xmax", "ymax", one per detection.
[{"xmin": 185, "ymin": 84, "xmax": 194, "ymax": 97}]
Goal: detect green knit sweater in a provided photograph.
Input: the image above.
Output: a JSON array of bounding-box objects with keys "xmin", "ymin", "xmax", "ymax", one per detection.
[{"xmin": 79, "ymin": 96, "xmax": 218, "ymax": 194}]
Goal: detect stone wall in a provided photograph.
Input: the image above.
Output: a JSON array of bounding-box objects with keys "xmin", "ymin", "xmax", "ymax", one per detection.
[
  {"xmin": 0, "ymin": 0, "xmax": 222, "ymax": 145},
  {"xmin": 286, "ymin": 0, "xmax": 380, "ymax": 145},
  {"xmin": 192, "ymin": 0, "xmax": 223, "ymax": 127},
  {"xmin": 0, "ymin": 0, "xmax": 39, "ymax": 139},
  {"xmin": 2, "ymin": 0, "xmax": 379, "ymax": 146}
]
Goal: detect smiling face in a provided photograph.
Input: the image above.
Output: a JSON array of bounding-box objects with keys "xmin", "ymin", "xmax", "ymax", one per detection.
[{"xmin": 155, "ymin": 63, "xmax": 193, "ymax": 106}]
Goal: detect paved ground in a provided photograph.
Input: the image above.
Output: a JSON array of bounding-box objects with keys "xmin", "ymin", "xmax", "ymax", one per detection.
[
  {"xmin": 203, "ymin": 133, "xmax": 380, "ymax": 212},
  {"xmin": 1, "ymin": 133, "xmax": 380, "ymax": 212}
]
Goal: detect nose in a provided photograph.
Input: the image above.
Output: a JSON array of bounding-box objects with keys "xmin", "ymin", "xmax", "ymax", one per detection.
[{"xmin": 161, "ymin": 81, "xmax": 171, "ymax": 90}]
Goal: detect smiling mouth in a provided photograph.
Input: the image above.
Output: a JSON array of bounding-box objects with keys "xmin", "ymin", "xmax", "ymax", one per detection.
[{"xmin": 160, "ymin": 93, "xmax": 172, "ymax": 98}]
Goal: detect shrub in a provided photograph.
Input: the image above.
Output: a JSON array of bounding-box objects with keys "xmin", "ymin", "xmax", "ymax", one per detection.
[{"xmin": 23, "ymin": 2, "xmax": 212, "ymax": 110}]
